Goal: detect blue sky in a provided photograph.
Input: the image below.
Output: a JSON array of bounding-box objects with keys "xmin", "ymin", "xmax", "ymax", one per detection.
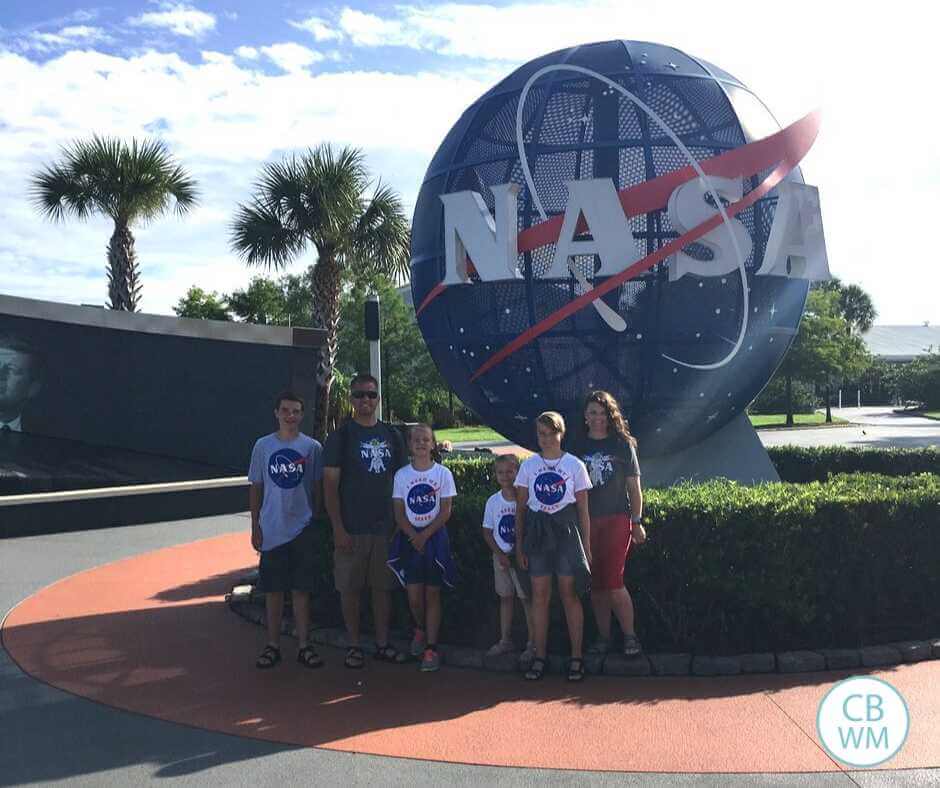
[{"xmin": 2, "ymin": 1, "xmax": 938, "ymax": 325}]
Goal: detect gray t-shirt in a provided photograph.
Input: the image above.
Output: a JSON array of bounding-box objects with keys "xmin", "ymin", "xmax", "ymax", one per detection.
[
  {"xmin": 248, "ymin": 432, "xmax": 323, "ymax": 551},
  {"xmin": 322, "ymin": 420, "xmax": 404, "ymax": 535}
]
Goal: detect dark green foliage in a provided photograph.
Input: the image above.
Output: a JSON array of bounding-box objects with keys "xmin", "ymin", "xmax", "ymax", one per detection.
[
  {"xmin": 336, "ymin": 278, "xmax": 454, "ymax": 423},
  {"xmin": 767, "ymin": 446, "xmax": 940, "ymax": 483},
  {"xmin": 749, "ymin": 378, "xmax": 818, "ymax": 415},
  {"xmin": 303, "ymin": 451, "xmax": 940, "ymax": 654},
  {"xmin": 435, "ymin": 471, "xmax": 940, "ymax": 654},
  {"xmin": 173, "ymin": 286, "xmax": 231, "ymax": 321}
]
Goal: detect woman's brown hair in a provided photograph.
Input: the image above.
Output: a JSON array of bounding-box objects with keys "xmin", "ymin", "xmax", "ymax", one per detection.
[{"xmin": 584, "ymin": 390, "xmax": 637, "ymax": 448}]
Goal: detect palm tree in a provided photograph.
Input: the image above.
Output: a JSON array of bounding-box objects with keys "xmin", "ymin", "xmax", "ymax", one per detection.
[
  {"xmin": 839, "ymin": 284, "xmax": 877, "ymax": 335},
  {"xmin": 31, "ymin": 136, "xmax": 198, "ymax": 311},
  {"xmin": 230, "ymin": 144, "xmax": 410, "ymax": 438}
]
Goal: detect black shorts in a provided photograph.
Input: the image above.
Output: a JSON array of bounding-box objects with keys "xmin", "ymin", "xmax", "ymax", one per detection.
[
  {"xmin": 258, "ymin": 525, "xmax": 317, "ymax": 593},
  {"xmin": 397, "ymin": 538, "xmax": 444, "ymax": 587}
]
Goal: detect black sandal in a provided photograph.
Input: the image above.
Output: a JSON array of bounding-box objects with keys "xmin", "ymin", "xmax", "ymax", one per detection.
[
  {"xmin": 374, "ymin": 644, "xmax": 408, "ymax": 664},
  {"xmin": 524, "ymin": 657, "xmax": 547, "ymax": 681},
  {"xmin": 255, "ymin": 644, "xmax": 281, "ymax": 669},
  {"xmin": 567, "ymin": 657, "xmax": 586, "ymax": 682},
  {"xmin": 297, "ymin": 645, "xmax": 324, "ymax": 669},
  {"xmin": 344, "ymin": 646, "xmax": 366, "ymax": 669}
]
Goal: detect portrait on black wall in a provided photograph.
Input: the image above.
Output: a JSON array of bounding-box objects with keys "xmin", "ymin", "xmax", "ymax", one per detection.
[{"xmin": 0, "ymin": 332, "xmax": 43, "ymax": 434}]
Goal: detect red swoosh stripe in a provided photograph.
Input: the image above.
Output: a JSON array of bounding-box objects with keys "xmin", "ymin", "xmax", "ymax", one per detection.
[
  {"xmin": 414, "ymin": 111, "xmax": 819, "ymax": 318},
  {"xmin": 468, "ymin": 111, "xmax": 820, "ymax": 382}
]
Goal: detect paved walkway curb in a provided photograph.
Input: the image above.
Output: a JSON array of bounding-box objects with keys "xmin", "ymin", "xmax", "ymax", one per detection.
[{"xmin": 227, "ymin": 584, "xmax": 940, "ymax": 678}]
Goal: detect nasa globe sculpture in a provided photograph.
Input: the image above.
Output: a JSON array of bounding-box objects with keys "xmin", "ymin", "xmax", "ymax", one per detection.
[{"xmin": 410, "ymin": 40, "xmax": 829, "ymax": 457}]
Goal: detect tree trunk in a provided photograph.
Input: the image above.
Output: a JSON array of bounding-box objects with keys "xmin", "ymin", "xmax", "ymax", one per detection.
[
  {"xmin": 825, "ymin": 384, "xmax": 832, "ymax": 423},
  {"xmin": 107, "ymin": 223, "xmax": 141, "ymax": 311},
  {"xmin": 310, "ymin": 258, "xmax": 343, "ymax": 441},
  {"xmin": 785, "ymin": 375, "xmax": 794, "ymax": 427}
]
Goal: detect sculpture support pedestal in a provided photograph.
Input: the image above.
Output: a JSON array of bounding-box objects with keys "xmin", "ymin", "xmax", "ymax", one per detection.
[{"xmin": 642, "ymin": 413, "xmax": 779, "ymax": 488}]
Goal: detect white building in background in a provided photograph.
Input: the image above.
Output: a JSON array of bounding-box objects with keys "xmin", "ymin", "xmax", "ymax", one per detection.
[{"xmin": 862, "ymin": 324, "xmax": 940, "ymax": 363}]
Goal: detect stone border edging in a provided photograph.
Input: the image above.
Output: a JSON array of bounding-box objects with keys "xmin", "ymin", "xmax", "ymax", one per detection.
[{"xmin": 227, "ymin": 586, "xmax": 940, "ymax": 677}]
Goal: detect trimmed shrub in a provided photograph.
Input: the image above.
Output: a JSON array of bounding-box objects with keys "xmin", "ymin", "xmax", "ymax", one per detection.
[
  {"xmin": 302, "ymin": 469, "xmax": 940, "ymax": 655},
  {"xmin": 767, "ymin": 446, "xmax": 940, "ymax": 483}
]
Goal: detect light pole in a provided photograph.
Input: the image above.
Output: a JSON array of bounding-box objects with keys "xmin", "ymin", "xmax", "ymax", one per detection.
[{"xmin": 365, "ymin": 291, "xmax": 382, "ymax": 420}]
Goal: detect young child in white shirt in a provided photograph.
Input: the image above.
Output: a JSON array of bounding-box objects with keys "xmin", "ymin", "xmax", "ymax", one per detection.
[
  {"xmin": 390, "ymin": 423, "xmax": 457, "ymax": 673},
  {"xmin": 482, "ymin": 454, "xmax": 535, "ymax": 661}
]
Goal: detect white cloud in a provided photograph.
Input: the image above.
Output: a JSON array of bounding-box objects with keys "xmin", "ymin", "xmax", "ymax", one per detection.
[
  {"xmin": 0, "ymin": 48, "xmax": 488, "ymax": 314},
  {"xmin": 338, "ymin": 9, "xmax": 419, "ymax": 48},
  {"xmin": 17, "ymin": 24, "xmax": 111, "ymax": 52},
  {"xmin": 3, "ymin": 0, "xmax": 940, "ymax": 324},
  {"xmin": 128, "ymin": 3, "xmax": 216, "ymax": 38},
  {"xmin": 290, "ymin": 16, "xmax": 342, "ymax": 42},
  {"xmin": 201, "ymin": 50, "xmax": 232, "ymax": 65},
  {"xmin": 260, "ymin": 42, "xmax": 325, "ymax": 73}
]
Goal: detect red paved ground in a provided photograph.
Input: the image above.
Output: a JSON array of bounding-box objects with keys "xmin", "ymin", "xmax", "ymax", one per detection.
[{"xmin": 3, "ymin": 531, "xmax": 938, "ymax": 773}]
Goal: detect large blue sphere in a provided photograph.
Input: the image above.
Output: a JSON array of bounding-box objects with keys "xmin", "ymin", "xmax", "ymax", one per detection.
[{"xmin": 411, "ymin": 40, "xmax": 808, "ymax": 456}]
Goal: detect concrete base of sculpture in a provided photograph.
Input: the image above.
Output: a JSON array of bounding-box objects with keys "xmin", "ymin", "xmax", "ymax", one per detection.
[{"xmin": 642, "ymin": 413, "xmax": 779, "ymax": 488}]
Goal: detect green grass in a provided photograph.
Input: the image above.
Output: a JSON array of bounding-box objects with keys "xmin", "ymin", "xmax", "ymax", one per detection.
[
  {"xmin": 748, "ymin": 412, "xmax": 848, "ymax": 428},
  {"xmin": 922, "ymin": 411, "xmax": 940, "ymax": 421},
  {"xmin": 440, "ymin": 414, "xmax": 851, "ymax": 443},
  {"xmin": 436, "ymin": 426, "xmax": 506, "ymax": 443}
]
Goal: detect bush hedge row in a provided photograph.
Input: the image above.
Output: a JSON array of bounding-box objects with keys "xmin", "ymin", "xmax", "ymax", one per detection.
[
  {"xmin": 765, "ymin": 446, "xmax": 940, "ymax": 483},
  {"xmin": 302, "ymin": 467, "xmax": 940, "ymax": 655},
  {"xmin": 442, "ymin": 446, "xmax": 940, "ymax": 490},
  {"xmin": 443, "ymin": 472, "xmax": 940, "ymax": 654}
]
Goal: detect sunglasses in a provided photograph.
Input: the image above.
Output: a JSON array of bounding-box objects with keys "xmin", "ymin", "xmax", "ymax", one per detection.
[{"xmin": 351, "ymin": 390, "xmax": 379, "ymax": 400}]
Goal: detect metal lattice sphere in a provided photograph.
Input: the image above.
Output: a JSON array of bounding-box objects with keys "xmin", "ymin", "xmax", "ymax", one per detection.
[{"xmin": 411, "ymin": 40, "xmax": 815, "ymax": 456}]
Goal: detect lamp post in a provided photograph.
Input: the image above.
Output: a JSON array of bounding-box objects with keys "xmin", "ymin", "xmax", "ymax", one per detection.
[{"xmin": 365, "ymin": 291, "xmax": 382, "ymax": 420}]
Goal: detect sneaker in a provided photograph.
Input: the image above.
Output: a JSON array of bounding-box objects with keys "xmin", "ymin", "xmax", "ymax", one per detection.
[
  {"xmin": 419, "ymin": 647, "xmax": 440, "ymax": 672},
  {"xmin": 486, "ymin": 639, "xmax": 514, "ymax": 657},
  {"xmin": 586, "ymin": 637, "xmax": 611, "ymax": 655},
  {"xmin": 520, "ymin": 641, "xmax": 537, "ymax": 663},
  {"xmin": 410, "ymin": 628, "xmax": 426, "ymax": 657},
  {"xmin": 623, "ymin": 634, "xmax": 642, "ymax": 657}
]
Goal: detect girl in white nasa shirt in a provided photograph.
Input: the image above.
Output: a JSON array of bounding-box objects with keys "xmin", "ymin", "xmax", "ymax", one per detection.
[
  {"xmin": 390, "ymin": 424, "xmax": 457, "ymax": 672},
  {"xmin": 515, "ymin": 411, "xmax": 592, "ymax": 682}
]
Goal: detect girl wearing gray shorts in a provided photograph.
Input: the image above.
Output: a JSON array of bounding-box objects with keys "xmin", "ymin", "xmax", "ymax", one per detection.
[{"xmin": 514, "ymin": 412, "xmax": 592, "ymax": 681}]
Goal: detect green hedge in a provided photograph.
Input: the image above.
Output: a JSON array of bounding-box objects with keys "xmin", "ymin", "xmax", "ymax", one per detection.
[
  {"xmin": 766, "ymin": 446, "xmax": 940, "ymax": 483},
  {"xmin": 442, "ymin": 448, "xmax": 940, "ymax": 490},
  {"xmin": 436, "ymin": 473, "xmax": 940, "ymax": 654},
  {"xmin": 302, "ymin": 470, "xmax": 940, "ymax": 655}
]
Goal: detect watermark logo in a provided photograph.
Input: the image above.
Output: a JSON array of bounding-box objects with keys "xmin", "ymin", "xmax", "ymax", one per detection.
[{"xmin": 816, "ymin": 677, "xmax": 909, "ymax": 767}]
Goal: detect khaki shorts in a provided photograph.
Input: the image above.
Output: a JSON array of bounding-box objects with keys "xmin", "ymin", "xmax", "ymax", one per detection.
[
  {"xmin": 493, "ymin": 553, "xmax": 527, "ymax": 599},
  {"xmin": 333, "ymin": 533, "xmax": 397, "ymax": 593}
]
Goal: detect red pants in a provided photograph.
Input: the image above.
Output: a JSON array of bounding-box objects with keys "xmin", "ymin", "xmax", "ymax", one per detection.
[{"xmin": 589, "ymin": 513, "xmax": 632, "ymax": 590}]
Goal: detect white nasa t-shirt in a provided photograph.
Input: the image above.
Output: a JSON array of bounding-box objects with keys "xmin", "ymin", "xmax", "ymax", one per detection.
[
  {"xmin": 393, "ymin": 462, "xmax": 457, "ymax": 529},
  {"xmin": 515, "ymin": 452, "xmax": 592, "ymax": 514},
  {"xmin": 482, "ymin": 491, "xmax": 517, "ymax": 553}
]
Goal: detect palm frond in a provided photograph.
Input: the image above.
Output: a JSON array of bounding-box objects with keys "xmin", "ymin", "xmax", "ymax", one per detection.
[
  {"xmin": 30, "ymin": 135, "xmax": 198, "ymax": 226},
  {"xmin": 29, "ymin": 163, "xmax": 94, "ymax": 222},
  {"xmin": 230, "ymin": 198, "xmax": 306, "ymax": 269},
  {"xmin": 350, "ymin": 181, "xmax": 411, "ymax": 280}
]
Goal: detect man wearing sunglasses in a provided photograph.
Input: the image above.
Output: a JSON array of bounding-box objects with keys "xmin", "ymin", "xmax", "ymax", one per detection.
[{"xmin": 323, "ymin": 373, "xmax": 406, "ymax": 668}]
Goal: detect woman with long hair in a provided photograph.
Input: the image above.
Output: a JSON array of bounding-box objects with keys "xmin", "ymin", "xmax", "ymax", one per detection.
[{"xmin": 571, "ymin": 390, "xmax": 646, "ymax": 657}]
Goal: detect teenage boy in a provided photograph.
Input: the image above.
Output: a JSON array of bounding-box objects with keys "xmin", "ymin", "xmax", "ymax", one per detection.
[
  {"xmin": 323, "ymin": 374, "xmax": 405, "ymax": 668},
  {"xmin": 248, "ymin": 391, "xmax": 323, "ymax": 670}
]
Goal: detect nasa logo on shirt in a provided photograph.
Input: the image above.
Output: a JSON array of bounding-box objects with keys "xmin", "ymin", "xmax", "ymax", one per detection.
[
  {"xmin": 268, "ymin": 449, "xmax": 306, "ymax": 489},
  {"xmin": 497, "ymin": 513, "xmax": 516, "ymax": 545},
  {"xmin": 583, "ymin": 452, "xmax": 615, "ymax": 487},
  {"xmin": 359, "ymin": 438, "xmax": 391, "ymax": 474},
  {"xmin": 407, "ymin": 482, "xmax": 437, "ymax": 516},
  {"xmin": 533, "ymin": 471, "xmax": 566, "ymax": 506}
]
